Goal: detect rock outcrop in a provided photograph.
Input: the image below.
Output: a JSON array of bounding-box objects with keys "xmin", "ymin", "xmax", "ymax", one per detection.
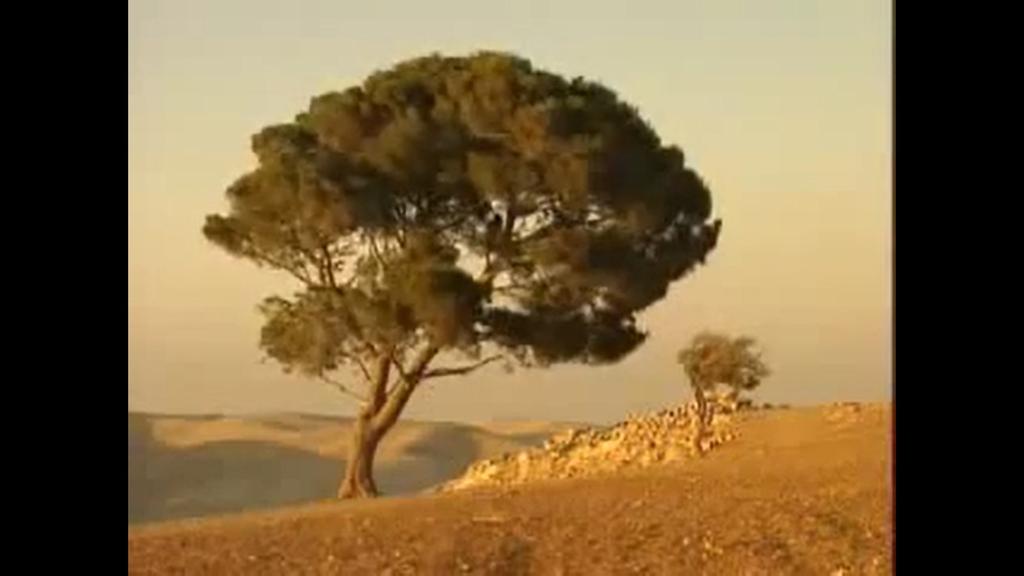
[{"xmin": 441, "ymin": 392, "xmax": 745, "ymax": 492}]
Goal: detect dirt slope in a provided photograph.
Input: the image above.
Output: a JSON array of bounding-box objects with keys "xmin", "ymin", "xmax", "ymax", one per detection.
[{"xmin": 128, "ymin": 403, "xmax": 891, "ymax": 575}]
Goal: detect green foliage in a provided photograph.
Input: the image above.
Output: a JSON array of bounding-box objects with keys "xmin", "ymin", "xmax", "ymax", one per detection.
[
  {"xmin": 204, "ymin": 51, "xmax": 722, "ymax": 379},
  {"xmin": 677, "ymin": 332, "xmax": 771, "ymax": 394}
]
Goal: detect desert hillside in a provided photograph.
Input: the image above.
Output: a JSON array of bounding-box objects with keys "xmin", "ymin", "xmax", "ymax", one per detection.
[
  {"xmin": 129, "ymin": 403, "xmax": 891, "ymax": 575},
  {"xmin": 129, "ymin": 412, "xmax": 581, "ymax": 524}
]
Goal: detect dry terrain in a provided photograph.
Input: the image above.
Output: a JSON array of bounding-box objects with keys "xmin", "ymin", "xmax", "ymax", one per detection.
[
  {"xmin": 128, "ymin": 403, "xmax": 891, "ymax": 575},
  {"xmin": 129, "ymin": 412, "xmax": 579, "ymax": 524}
]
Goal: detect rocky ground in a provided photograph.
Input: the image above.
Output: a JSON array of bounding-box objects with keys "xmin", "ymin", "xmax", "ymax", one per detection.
[
  {"xmin": 441, "ymin": 394, "xmax": 743, "ymax": 492},
  {"xmin": 129, "ymin": 401, "xmax": 891, "ymax": 575}
]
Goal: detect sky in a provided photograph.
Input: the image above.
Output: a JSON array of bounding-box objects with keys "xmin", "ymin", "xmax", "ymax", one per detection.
[{"xmin": 128, "ymin": 0, "xmax": 891, "ymax": 424}]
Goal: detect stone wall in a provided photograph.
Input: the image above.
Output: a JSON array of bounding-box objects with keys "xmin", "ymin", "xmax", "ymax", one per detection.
[{"xmin": 441, "ymin": 393, "xmax": 745, "ymax": 492}]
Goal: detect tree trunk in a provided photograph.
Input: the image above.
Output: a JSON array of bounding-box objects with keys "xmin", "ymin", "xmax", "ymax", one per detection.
[
  {"xmin": 694, "ymin": 386, "xmax": 709, "ymax": 426},
  {"xmin": 338, "ymin": 409, "xmax": 380, "ymax": 499},
  {"xmin": 692, "ymin": 386, "xmax": 709, "ymax": 455},
  {"xmin": 336, "ymin": 346, "xmax": 438, "ymax": 500}
]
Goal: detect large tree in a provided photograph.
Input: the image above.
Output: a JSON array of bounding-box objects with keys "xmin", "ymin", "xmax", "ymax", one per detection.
[{"xmin": 203, "ymin": 52, "xmax": 722, "ymax": 498}]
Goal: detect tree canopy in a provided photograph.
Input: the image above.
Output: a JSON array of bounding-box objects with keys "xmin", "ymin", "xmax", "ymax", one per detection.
[
  {"xmin": 677, "ymin": 332, "xmax": 770, "ymax": 396},
  {"xmin": 204, "ymin": 52, "xmax": 721, "ymax": 383}
]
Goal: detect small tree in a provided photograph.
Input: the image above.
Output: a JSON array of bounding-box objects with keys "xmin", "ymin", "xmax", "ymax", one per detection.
[
  {"xmin": 677, "ymin": 332, "xmax": 770, "ymax": 427},
  {"xmin": 203, "ymin": 52, "xmax": 722, "ymax": 498}
]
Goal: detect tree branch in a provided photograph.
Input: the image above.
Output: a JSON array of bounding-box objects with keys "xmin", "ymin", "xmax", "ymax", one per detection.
[
  {"xmin": 422, "ymin": 355, "xmax": 504, "ymax": 381},
  {"xmin": 253, "ymin": 253, "xmax": 315, "ymax": 286},
  {"xmin": 352, "ymin": 356, "xmax": 373, "ymax": 384},
  {"xmin": 368, "ymin": 235, "xmax": 388, "ymax": 270},
  {"xmin": 406, "ymin": 344, "xmax": 441, "ymax": 382},
  {"xmin": 321, "ymin": 245, "xmax": 337, "ymax": 288},
  {"xmin": 367, "ymin": 353, "xmax": 391, "ymax": 413},
  {"xmin": 387, "ymin": 351, "xmax": 411, "ymax": 385},
  {"xmin": 319, "ymin": 376, "xmax": 368, "ymax": 403},
  {"xmin": 370, "ymin": 343, "xmax": 440, "ymax": 433}
]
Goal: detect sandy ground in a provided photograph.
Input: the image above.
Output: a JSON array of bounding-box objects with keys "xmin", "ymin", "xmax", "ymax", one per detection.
[{"xmin": 128, "ymin": 403, "xmax": 892, "ymax": 575}]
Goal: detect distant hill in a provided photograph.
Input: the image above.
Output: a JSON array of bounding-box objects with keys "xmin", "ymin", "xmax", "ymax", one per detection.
[{"xmin": 128, "ymin": 412, "xmax": 581, "ymax": 524}]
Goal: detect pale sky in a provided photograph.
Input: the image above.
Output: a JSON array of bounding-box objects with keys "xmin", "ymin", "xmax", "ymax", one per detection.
[{"xmin": 128, "ymin": 0, "xmax": 891, "ymax": 424}]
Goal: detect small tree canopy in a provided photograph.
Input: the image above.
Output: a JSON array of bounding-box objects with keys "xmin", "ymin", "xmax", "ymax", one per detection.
[{"xmin": 677, "ymin": 332, "xmax": 770, "ymax": 395}]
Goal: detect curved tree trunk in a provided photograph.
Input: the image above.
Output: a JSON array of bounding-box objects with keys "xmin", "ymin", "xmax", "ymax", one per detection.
[
  {"xmin": 336, "ymin": 345, "xmax": 439, "ymax": 500},
  {"xmin": 338, "ymin": 410, "xmax": 379, "ymax": 499}
]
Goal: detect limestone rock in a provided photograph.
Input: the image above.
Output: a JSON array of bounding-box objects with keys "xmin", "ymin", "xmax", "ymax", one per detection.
[{"xmin": 441, "ymin": 394, "xmax": 742, "ymax": 492}]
